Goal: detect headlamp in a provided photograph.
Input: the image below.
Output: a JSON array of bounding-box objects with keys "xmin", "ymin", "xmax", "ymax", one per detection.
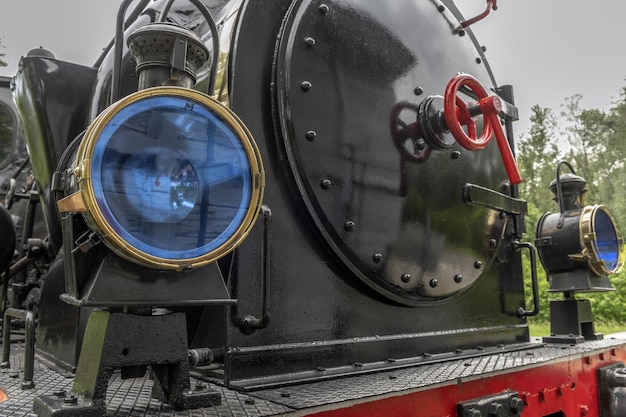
[
  {"xmin": 61, "ymin": 86, "xmax": 264, "ymax": 270},
  {"xmin": 535, "ymin": 168, "xmax": 624, "ymax": 291},
  {"xmin": 536, "ymin": 204, "xmax": 624, "ymax": 278},
  {"xmin": 536, "ymin": 162, "xmax": 624, "ymax": 343},
  {"xmin": 579, "ymin": 205, "xmax": 624, "ymax": 275}
]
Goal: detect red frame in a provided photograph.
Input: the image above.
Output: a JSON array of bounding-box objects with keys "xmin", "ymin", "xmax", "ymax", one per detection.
[{"xmin": 306, "ymin": 345, "xmax": 626, "ymax": 417}]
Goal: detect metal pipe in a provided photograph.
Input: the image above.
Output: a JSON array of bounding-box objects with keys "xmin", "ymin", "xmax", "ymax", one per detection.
[
  {"xmin": 514, "ymin": 241, "xmax": 540, "ymax": 318},
  {"xmin": 235, "ymin": 205, "xmax": 272, "ymax": 333},
  {"xmin": 112, "ymin": 0, "xmax": 139, "ymax": 103},
  {"xmin": 158, "ymin": 0, "xmax": 220, "ymax": 95},
  {"xmin": 1, "ymin": 308, "xmax": 35, "ymax": 389},
  {"xmin": 94, "ymin": 0, "xmax": 151, "ymax": 69}
]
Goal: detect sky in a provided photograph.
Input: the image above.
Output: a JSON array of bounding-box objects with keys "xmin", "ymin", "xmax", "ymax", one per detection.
[{"xmin": 1, "ymin": 1, "xmax": 625, "ymax": 141}]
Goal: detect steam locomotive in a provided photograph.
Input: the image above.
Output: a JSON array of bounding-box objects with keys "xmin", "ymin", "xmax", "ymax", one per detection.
[{"xmin": 1, "ymin": 0, "xmax": 625, "ymax": 416}]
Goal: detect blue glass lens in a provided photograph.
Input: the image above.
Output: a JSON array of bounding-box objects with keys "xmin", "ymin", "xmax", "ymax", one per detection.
[
  {"xmin": 90, "ymin": 95, "xmax": 252, "ymax": 260},
  {"xmin": 594, "ymin": 209, "xmax": 619, "ymax": 271}
]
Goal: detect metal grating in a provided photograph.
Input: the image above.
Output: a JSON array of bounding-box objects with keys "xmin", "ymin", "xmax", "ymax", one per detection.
[
  {"xmin": 2, "ymin": 338, "xmax": 626, "ymax": 416},
  {"xmin": 250, "ymin": 338, "xmax": 626, "ymax": 409},
  {"xmin": 0, "ymin": 345, "xmax": 292, "ymax": 417}
]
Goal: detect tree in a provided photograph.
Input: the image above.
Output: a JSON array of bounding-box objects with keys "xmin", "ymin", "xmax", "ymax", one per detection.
[
  {"xmin": 598, "ymin": 87, "xmax": 626, "ymax": 223},
  {"xmin": 0, "ymin": 37, "xmax": 6, "ymax": 68},
  {"xmin": 516, "ymin": 105, "xmax": 560, "ymax": 231},
  {"xmin": 559, "ymin": 95, "xmax": 616, "ymax": 203},
  {"xmin": 518, "ymin": 90, "xmax": 626, "ymax": 326},
  {"xmin": 515, "ymin": 106, "xmax": 562, "ymax": 322}
]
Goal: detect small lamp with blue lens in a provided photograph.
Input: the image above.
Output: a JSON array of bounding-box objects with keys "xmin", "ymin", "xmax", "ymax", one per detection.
[{"xmin": 535, "ymin": 161, "xmax": 624, "ymax": 343}]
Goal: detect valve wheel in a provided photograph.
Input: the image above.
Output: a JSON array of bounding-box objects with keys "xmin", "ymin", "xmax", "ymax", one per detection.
[
  {"xmin": 443, "ymin": 73, "xmax": 522, "ymax": 185},
  {"xmin": 389, "ymin": 101, "xmax": 432, "ymax": 162},
  {"xmin": 444, "ymin": 73, "xmax": 493, "ymax": 150}
]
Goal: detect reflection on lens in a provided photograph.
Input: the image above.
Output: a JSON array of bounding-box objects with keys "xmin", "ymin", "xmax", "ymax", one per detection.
[
  {"xmin": 92, "ymin": 99, "xmax": 251, "ymax": 258},
  {"xmin": 123, "ymin": 147, "xmax": 198, "ymax": 223},
  {"xmin": 77, "ymin": 87, "xmax": 264, "ymax": 268},
  {"xmin": 594, "ymin": 208, "xmax": 620, "ymax": 271}
]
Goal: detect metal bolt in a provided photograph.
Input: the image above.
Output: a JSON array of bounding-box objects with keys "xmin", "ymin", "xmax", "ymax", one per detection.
[
  {"xmin": 300, "ymin": 81, "xmax": 312, "ymax": 91},
  {"xmin": 437, "ymin": 4, "xmax": 446, "ymax": 12},
  {"xmin": 321, "ymin": 179, "xmax": 332, "ymax": 190},
  {"xmin": 488, "ymin": 239, "xmax": 497, "ymax": 248},
  {"xmin": 476, "ymin": 57, "xmax": 482, "ymax": 64},
  {"xmin": 64, "ymin": 395, "xmax": 78, "ymax": 405},
  {"xmin": 429, "ymin": 279, "xmax": 438, "ymax": 288},
  {"xmin": 451, "ymin": 150, "xmax": 461, "ymax": 160},
  {"xmin": 458, "ymin": 29, "xmax": 466, "ymax": 36},
  {"xmin": 509, "ymin": 397, "xmax": 524, "ymax": 414},
  {"xmin": 52, "ymin": 389, "xmax": 66, "ymax": 398},
  {"xmin": 610, "ymin": 368, "xmax": 626, "ymax": 387},
  {"xmin": 319, "ymin": 4, "xmax": 329, "ymax": 14},
  {"xmin": 305, "ymin": 130, "xmax": 317, "ymax": 141},
  {"xmin": 372, "ymin": 253, "xmax": 384, "ymax": 263},
  {"xmin": 304, "ymin": 37, "xmax": 316, "ymax": 47},
  {"xmin": 466, "ymin": 408, "xmax": 482, "ymax": 417},
  {"xmin": 488, "ymin": 402, "xmax": 505, "ymax": 417},
  {"xmin": 344, "ymin": 221, "xmax": 355, "ymax": 232},
  {"xmin": 454, "ymin": 274, "xmax": 463, "ymax": 283},
  {"xmin": 401, "ymin": 274, "xmax": 411, "ymax": 283},
  {"xmin": 21, "ymin": 381, "xmax": 34, "ymax": 390},
  {"xmin": 414, "ymin": 86, "xmax": 424, "ymax": 96},
  {"xmin": 474, "ymin": 260, "xmax": 483, "ymax": 269}
]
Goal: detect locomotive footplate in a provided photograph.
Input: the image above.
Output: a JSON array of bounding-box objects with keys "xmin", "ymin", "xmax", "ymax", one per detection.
[{"xmin": 3, "ymin": 337, "xmax": 626, "ymax": 416}]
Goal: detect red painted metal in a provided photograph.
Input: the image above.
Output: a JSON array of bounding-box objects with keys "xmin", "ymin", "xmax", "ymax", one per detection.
[
  {"xmin": 460, "ymin": 0, "xmax": 498, "ymax": 29},
  {"xmin": 444, "ymin": 73, "xmax": 522, "ymax": 185},
  {"xmin": 305, "ymin": 345, "xmax": 626, "ymax": 417},
  {"xmin": 444, "ymin": 74, "xmax": 493, "ymax": 151},
  {"xmin": 481, "ymin": 95, "xmax": 523, "ymax": 185}
]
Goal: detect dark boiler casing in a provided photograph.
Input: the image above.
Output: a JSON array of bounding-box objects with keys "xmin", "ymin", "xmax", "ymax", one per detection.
[
  {"xmin": 7, "ymin": 1, "xmax": 626, "ymax": 417},
  {"xmin": 10, "ymin": 0, "xmax": 529, "ymax": 391},
  {"xmin": 210, "ymin": 0, "xmax": 528, "ymax": 388}
]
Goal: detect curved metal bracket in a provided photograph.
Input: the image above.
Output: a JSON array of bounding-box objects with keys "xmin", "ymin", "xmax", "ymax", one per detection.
[
  {"xmin": 234, "ymin": 205, "xmax": 272, "ymax": 334},
  {"xmin": 514, "ymin": 241, "xmax": 540, "ymax": 318},
  {"xmin": 458, "ymin": 0, "xmax": 498, "ymax": 30},
  {"xmin": 112, "ymin": 0, "xmax": 220, "ymax": 101},
  {"xmin": 158, "ymin": 0, "xmax": 220, "ymax": 96}
]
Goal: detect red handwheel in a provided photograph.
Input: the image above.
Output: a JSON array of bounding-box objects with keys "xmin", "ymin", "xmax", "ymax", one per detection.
[{"xmin": 443, "ymin": 73, "xmax": 522, "ymax": 185}]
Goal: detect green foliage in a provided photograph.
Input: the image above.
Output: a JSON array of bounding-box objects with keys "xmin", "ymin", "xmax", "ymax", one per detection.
[
  {"xmin": 518, "ymin": 88, "xmax": 626, "ymax": 327},
  {"xmin": 517, "ymin": 106, "xmax": 560, "ymax": 232},
  {"xmin": 0, "ymin": 37, "xmax": 6, "ymax": 68}
]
